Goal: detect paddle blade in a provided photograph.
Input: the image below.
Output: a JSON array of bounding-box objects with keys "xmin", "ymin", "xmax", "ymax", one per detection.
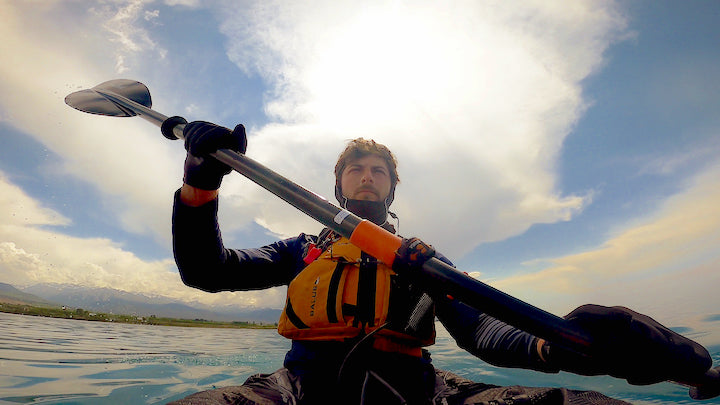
[{"xmin": 65, "ymin": 79, "xmax": 151, "ymax": 117}]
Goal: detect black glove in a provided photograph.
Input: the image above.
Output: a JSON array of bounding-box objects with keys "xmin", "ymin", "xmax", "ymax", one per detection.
[
  {"xmin": 393, "ymin": 237, "xmax": 436, "ymax": 273},
  {"xmin": 544, "ymin": 304, "xmax": 711, "ymax": 385},
  {"xmin": 182, "ymin": 121, "xmax": 247, "ymax": 190}
]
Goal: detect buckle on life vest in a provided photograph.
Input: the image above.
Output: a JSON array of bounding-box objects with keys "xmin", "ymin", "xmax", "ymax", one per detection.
[{"xmin": 303, "ymin": 244, "xmax": 323, "ymax": 264}]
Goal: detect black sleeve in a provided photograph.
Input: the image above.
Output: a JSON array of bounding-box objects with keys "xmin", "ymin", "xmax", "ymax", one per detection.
[
  {"xmin": 424, "ymin": 251, "xmax": 554, "ymax": 371},
  {"xmin": 436, "ymin": 293, "xmax": 557, "ymax": 372},
  {"xmin": 172, "ymin": 189, "xmax": 314, "ymax": 293}
]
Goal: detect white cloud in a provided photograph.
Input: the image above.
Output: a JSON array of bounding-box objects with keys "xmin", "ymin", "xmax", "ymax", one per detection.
[
  {"xmin": 0, "ymin": 1, "xmax": 180, "ymax": 247},
  {"xmin": 0, "ymin": 172, "xmax": 285, "ymax": 308},
  {"xmin": 164, "ymin": 0, "xmax": 202, "ymax": 7},
  {"xmin": 637, "ymin": 139, "xmax": 720, "ymax": 177},
  {"xmin": 0, "ymin": 173, "xmax": 69, "ymax": 227},
  {"xmin": 0, "ymin": 2, "xmax": 280, "ymax": 309},
  {"xmin": 215, "ymin": 0, "xmax": 629, "ymax": 256},
  {"xmin": 90, "ymin": 0, "xmax": 166, "ymax": 72},
  {"xmin": 1, "ymin": 1, "xmax": 629, "ymax": 258},
  {"xmin": 0, "ymin": 1, "xmax": 638, "ymax": 311},
  {"xmin": 144, "ymin": 9, "xmax": 160, "ymax": 21}
]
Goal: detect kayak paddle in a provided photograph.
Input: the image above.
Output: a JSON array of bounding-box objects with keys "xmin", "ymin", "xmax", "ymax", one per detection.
[{"xmin": 65, "ymin": 79, "xmax": 720, "ymax": 400}]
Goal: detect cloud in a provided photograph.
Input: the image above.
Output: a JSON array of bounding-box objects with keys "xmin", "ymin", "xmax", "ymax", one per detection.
[
  {"xmin": 0, "ymin": 173, "xmax": 70, "ymax": 228},
  {"xmin": 492, "ymin": 162, "xmax": 720, "ymax": 335},
  {"xmin": 0, "ymin": 2, "xmax": 283, "ymax": 309},
  {"xmin": 90, "ymin": 0, "xmax": 167, "ymax": 73},
  {"xmin": 214, "ymin": 0, "xmax": 629, "ymax": 256},
  {"xmin": 0, "ymin": 1, "xmax": 181, "ymax": 246},
  {"xmin": 0, "ymin": 1, "xmax": 632, "ymax": 311},
  {"xmin": 1, "ymin": 1, "xmax": 629, "ymax": 257},
  {"xmin": 637, "ymin": 136, "xmax": 720, "ymax": 177},
  {"xmin": 163, "ymin": 0, "xmax": 202, "ymax": 7},
  {"xmin": 0, "ymin": 172, "xmax": 285, "ymax": 308}
]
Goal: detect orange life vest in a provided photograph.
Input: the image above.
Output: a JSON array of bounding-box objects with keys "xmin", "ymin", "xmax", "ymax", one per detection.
[{"xmin": 277, "ymin": 236, "xmax": 435, "ymax": 353}]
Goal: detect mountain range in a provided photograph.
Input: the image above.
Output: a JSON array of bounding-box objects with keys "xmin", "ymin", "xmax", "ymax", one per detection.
[
  {"xmin": 0, "ymin": 282, "xmax": 281, "ymax": 324},
  {"xmin": 0, "ymin": 282, "xmax": 57, "ymax": 307}
]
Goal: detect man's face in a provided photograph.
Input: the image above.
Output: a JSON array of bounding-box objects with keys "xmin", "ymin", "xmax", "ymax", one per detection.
[{"xmin": 340, "ymin": 154, "xmax": 392, "ymax": 202}]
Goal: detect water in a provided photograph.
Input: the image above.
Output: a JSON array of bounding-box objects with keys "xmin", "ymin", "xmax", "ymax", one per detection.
[
  {"xmin": 1, "ymin": 312, "xmax": 719, "ymax": 404},
  {"xmin": 0, "ymin": 313, "xmax": 287, "ymax": 404}
]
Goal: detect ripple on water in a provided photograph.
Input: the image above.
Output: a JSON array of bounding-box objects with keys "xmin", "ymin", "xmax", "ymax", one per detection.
[{"xmin": 3, "ymin": 313, "xmax": 720, "ymax": 404}]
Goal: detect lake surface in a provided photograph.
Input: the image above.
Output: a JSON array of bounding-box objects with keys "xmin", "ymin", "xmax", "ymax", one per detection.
[{"xmin": 1, "ymin": 312, "xmax": 719, "ymax": 404}]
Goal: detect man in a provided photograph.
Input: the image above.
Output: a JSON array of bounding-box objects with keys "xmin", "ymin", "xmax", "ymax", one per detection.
[{"xmin": 169, "ymin": 121, "xmax": 711, "ymax": 404}]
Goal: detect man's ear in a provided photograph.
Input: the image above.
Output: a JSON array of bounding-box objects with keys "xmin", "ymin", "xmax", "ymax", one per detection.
[{"xmin": 334, "ymin": 182, "xmax": 345, "ymax": 205}]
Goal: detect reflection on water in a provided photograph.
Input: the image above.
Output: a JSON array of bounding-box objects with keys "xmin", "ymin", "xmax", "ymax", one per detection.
[
  {"xmin": 1, "ymin": 312, "xmax": 719, "ymax": 404},
  {"xmin": 0, "ymin": 312, "xmax": 289, "ymax": 403}
]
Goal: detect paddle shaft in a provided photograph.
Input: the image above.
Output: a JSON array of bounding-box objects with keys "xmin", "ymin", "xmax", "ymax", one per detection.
[
  {"xmin": 91, "ymin": 86, "xmax": 719, "ymax": 397},
  {"xmin": 95, "ymin": 86, "xmax": 594, "ymax": 345}
]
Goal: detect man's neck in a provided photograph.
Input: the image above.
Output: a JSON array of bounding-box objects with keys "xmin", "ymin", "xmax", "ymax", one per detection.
[{"xmin": 344, "ymin": 199, "xmax": 388, "ymax": 226}]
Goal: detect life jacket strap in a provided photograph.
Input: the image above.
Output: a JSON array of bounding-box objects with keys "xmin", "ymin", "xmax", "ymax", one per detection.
[{"xmin": 371, "ymin": 337, "xmax": 423, "ymax": 357}]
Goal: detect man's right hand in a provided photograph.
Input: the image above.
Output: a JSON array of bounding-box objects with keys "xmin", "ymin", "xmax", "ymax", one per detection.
[{"xmin": 182, "ymin": 121, "xmax": 247, "ymax": 191}]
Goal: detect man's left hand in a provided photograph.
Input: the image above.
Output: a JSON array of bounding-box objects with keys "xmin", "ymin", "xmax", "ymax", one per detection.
[
  {"xmin": 393, "ymin": 237, "xmax": 436, "ymax": 273},
  {"xmin": 544, "ymin": 304, "xmax": 712, "ymax": 385}
]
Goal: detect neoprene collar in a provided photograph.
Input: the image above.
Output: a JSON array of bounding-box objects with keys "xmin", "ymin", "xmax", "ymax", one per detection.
[{"xmin": 343, "ymin": 198, "xmax": 388, "ymax": 226}]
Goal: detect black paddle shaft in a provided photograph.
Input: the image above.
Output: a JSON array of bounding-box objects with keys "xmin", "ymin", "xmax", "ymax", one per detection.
[{"xmin": 88, "ymin": 83, "xmax": 594, "ymax": 350}]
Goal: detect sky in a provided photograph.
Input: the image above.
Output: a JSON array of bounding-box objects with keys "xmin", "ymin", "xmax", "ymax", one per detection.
[{"xmin": 1, "ymin": 0, "xmax": 719, "ymax": 344}]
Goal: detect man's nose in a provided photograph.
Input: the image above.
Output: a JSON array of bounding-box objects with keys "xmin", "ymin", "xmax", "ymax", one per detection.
[{"xmin": 361, "ymin": 169, "xmax": 374, "ymax": 183}]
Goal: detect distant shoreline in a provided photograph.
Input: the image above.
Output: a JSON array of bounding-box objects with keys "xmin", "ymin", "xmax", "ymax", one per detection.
[{"xmin": 0, "ymin": 302, "xmax": 277, "ymax": 329}]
